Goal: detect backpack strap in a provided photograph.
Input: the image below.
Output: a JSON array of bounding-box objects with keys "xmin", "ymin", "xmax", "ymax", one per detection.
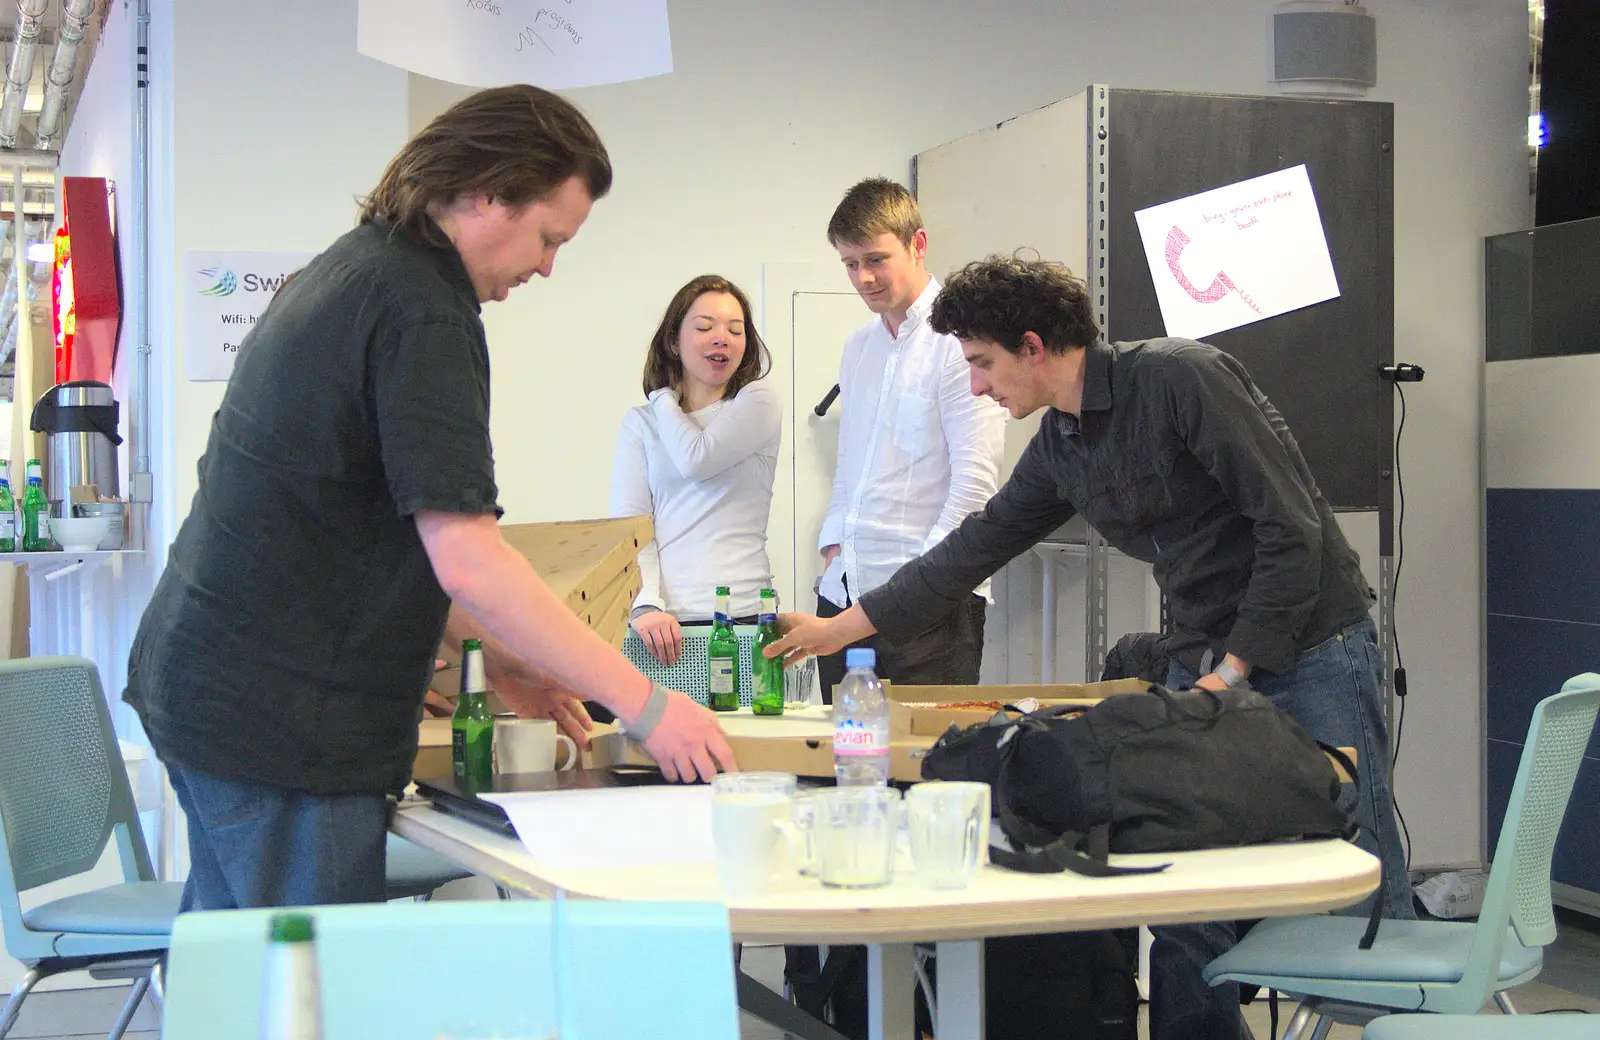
[
  {"xmin": 989, "ymin": 723, "xmax": 1170, "ymax": 878},
  {"xmin": 1311, "ymin": 741, "xmax": 1388, "ymax": 949}
]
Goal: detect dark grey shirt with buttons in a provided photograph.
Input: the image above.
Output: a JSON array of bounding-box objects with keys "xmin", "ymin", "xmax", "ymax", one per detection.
[
  {"xmin": 859, "ymin": 338, "xmax": 1373, "ymax": 679},
  {"xmin": 125, "ymin": 219, "xmax": 499, "ymax": 795}
]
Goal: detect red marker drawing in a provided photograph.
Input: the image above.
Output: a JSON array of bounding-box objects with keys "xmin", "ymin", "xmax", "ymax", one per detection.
[{"xmin": 1164, "ymin": 225, "xmax": 1262, "ymax": 313}]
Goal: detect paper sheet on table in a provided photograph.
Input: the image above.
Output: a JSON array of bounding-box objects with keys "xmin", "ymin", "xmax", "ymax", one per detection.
[
  {"xmin": 1132, "ymin": 165, "xmax": 1340, "ymax": 340},
  {"xmin": 482, "ymin": 786, "xmax": 714, "ymax": 868},
  {"xmin": 357, "ymin": 0, "xmax": 673, "ymax": 90}
]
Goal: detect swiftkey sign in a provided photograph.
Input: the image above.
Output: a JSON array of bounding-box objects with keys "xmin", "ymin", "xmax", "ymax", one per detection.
[{"xmin": 184, "ymin": 250, "xmax": 314, "ymax": 382}]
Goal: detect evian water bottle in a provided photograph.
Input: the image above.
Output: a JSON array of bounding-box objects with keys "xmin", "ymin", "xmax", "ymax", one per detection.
[{"xmin": 833, "ymin": 648, "xmax": 890, "ymax": 786}]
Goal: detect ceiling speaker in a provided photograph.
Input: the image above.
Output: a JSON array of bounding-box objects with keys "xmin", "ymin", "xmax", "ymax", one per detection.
[{"xmin": 1271, "ymin": 1, "xmax": 1377, "ymax": 96}]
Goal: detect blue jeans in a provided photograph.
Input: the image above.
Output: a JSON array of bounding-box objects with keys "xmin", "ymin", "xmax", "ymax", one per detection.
[
  {"xmin": 168, "ymin": 765, "xmax": 389, "ymax": 910},
  {"xmin": 1149, "ymin": 618, "xmax": 1416, "ymax": 1040}
]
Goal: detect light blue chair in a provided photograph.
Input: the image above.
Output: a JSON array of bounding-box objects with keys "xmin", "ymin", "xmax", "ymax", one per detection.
[
  {"xmin": 162, "ymin": 898, "xmax": 741, "ymax": 1039},
  {"xmin": 0, "ymin": 657, "xmax": 184, "ymax": 1039},
  {"xmin": 1364, "ymin": 1013, "xmax": 1599, "ymax": 1038},
  {"xmin": 1205, "ymin": 674, "xmax": 1600, "ymax": 1039}
]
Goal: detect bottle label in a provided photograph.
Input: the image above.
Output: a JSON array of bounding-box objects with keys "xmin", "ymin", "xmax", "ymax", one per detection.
[
  {"xmin": 708, "ymin": 659, "xmax": 734, "ymax": 695},
  {"xmin": 0, "ymin": 515, "xmax": 12, "ymax": 540},
  {"xmin": 714, "ymin": 611, "xmax": 730, "ymax": 625},
  {"xmin": 36, "ymin": 515, "xmax": 49, "ymax": 540},
  {"xmin": 834, "ymin": 718, "xmax": 887, "ymax": 755},
  {"xmin": 758, "ymin": 612, "xmax": 777, "ymax": 625}
]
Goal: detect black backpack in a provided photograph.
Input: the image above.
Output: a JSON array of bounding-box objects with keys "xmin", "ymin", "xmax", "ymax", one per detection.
[{"xmin": 921, "ymin": 684, "xmax": 1357, "ymax": 877}]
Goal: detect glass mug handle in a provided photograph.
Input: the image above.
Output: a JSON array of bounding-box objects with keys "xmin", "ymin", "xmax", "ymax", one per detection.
[{"xmin": 769, "ymin": 818, "xmax": 805, "ymax": 885}]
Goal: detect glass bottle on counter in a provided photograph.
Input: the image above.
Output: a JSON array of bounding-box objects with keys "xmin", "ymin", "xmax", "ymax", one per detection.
[
  {"xmin": 0, "ymin": 462, "xmax": 15, "ymax": 552},
  {"xmin": 21, "ymin": 460, "xmax": 52, "ymax": 552},
  {"xmin": 450, "ymin": 639, "xmax": 494, "ymax": 787},
  {"xmin": 751, "ymin": 588, "xmax": 784, "ymax": 716},
  {"xmin": 707, "ymin": 585, "xmax": 740, "ymax": 712}
]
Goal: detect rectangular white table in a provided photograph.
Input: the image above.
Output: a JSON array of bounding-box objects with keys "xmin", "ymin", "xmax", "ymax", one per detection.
[{"xmin": 393, "ymin": 794, "xmax": 1379, "ymax": 1040}]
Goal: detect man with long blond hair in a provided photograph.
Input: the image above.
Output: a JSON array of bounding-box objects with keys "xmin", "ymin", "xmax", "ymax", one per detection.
[{"xmin": 126, "ymin": 85, "xmax": 734, "ymax": 910}]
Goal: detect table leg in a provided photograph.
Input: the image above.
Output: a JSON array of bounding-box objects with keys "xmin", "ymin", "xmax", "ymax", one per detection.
[
  {"xmin": 867, "ymin": 943, "xmax": 915, "ymax": 1040},
  {"xmin": 735, "ymin": 969, "xmax": 850, "ymax": 1040},
  {"xmin": 934, "ymin": 940, "xmax": 985, "ymax": 1039}
]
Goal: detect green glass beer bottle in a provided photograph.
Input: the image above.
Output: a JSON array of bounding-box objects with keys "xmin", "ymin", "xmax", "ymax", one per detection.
[
  {"xmin": 260, "ymin": 912, "xmax": 324, "ymax": 1040},
  {"xmin": 0, "ymin": 462, "xmax": 15, "ymax": 553},
  {"xmin": 752, "ymin": 588, "xmax": 784, "ymax": 716},
  {"xmin": 451, "ymin": 639, "xmax": 494, "ymax": 787},
  {"xmin": 21, "ymin": 460, "xmax": 52, "ymax": 552},
  {"xmin": 707, "ymin": 585, "xmax": 740, "ymax": 712}
]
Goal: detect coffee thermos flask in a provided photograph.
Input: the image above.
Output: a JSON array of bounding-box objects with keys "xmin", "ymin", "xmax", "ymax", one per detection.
[{"xmin": 29, "ymin": 380, "xmax": 122, "ymax": 517}]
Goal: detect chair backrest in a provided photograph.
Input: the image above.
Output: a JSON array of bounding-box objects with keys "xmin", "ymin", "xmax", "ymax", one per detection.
[
  {"xmin": 0, "ymin": 657, "xmax": 150, "ymax": 894},
  {"xmin": 1494, "ymin": 674, "xmax": 1600, "ymax": 946},
  {"xmin": 1450, "ymin": 674, "xmax": 1600, "ymax": 1005},
  {"xmin": 622, "ymin": 625, "xmax": 760, "ymax": 707},
  {"xmin": 162, "ymin": 899, "xmax": 740, "ymax": 1040}
]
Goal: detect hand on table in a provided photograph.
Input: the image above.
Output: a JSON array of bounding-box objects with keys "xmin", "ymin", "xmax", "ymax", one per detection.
[
  {"xmin": 631, "ymin": 609, "xmax": 684, "ymax": 666},
  {"xmin": 494, "ymin": 667, "xmax": 596, "ymax": 750},
  {"xmin": 423, "ymin": 658, "xmax": 455, "ymax": 717},
  {"xmin": 638, "ymin": 688, "xmax": 738, "ymax": 783}
]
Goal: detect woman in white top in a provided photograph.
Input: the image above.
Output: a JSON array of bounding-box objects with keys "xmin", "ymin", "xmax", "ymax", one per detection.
[{"xmin": 610, "ymin": 274, "xmax": 781, "ymax": 665}]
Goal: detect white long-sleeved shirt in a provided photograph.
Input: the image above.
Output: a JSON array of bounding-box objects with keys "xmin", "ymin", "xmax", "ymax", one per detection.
[
  {"xmin": 818, "ymin": 277, "xmax": 1008, "ymax": 608},
  {"xmin": 609, "ymin": 380, "xmax": 781, "ymax": 621}
]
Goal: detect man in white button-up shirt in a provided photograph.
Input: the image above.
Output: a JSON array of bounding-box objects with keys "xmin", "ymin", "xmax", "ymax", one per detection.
[{"xmin": 815, "ymin": 178, "xmax": 1007, "ymax": 697}]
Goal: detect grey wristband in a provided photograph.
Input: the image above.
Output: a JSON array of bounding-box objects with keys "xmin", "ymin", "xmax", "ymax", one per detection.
[
  {"xmin": 1214, "ymin": 657, "xmax": 1249, "ymax": 689},
  {"xmin": 624, "ymin": 681, "xmax": 671, "ymax": 742}
]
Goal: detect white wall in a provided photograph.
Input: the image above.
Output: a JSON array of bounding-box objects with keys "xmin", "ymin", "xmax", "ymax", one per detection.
[
  {"xmin": 402, "ymin": 0, "xmax": 1527, "ymax": 867},
  {"xmin": 168, "ymin": 0, "xmax": 408, "ymax": 510}
]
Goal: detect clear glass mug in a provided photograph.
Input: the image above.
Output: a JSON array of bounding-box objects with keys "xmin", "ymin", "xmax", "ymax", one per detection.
[
  {"xmin": 783, "ymin": 654, "xmax": 820, "ymax": 707},
  {"xmin": 710, "ymin": 772, "xmax": 802, "ymax": 898},
  {"xmin": 812, "ymin": 786, "xmax": 902, "ymax": 890},
  {"xmin": 906, "ymin": 781, "xmax": 989, "ymax": 890}
]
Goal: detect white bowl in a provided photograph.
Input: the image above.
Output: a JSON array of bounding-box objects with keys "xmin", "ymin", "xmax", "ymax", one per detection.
[{"xmin": 51, "ymin": 515, "xmax": 111, "ymax": 552}]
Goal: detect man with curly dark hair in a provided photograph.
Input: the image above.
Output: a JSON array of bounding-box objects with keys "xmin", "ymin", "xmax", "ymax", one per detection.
[{"xmin": 772, "ymin": 254, "xmax": 1413, "ymax": 1040}]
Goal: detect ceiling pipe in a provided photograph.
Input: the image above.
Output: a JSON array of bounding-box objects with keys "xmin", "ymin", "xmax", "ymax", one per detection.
[
  {"xmin": 34, "ymin": 0, "xmax": 96, "ymax": 148},
  {"xmin": 0, "ymin": 0, "xmax": 51, "ymax": 149}
]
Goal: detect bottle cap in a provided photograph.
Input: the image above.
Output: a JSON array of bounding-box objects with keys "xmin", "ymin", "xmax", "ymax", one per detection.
[
  {"xmin": 461, "ymin": 638, "xmax": 482, "ymax": 652},
  {"xmin": 845, "ymin": 648, "xmax": 876, "ymax": 670},
  {"xmin": 715, "ymin": 585, "xmax": 731, "ymax": 596},
  {"xmin": 268, "ymin": 912, "xmax": 315, "ymax": 944}
]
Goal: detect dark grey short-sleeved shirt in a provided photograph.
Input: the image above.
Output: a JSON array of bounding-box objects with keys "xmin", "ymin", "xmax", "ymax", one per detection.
[{"xmin": 125, "ymin": 219, "xmax": 498, "ymax": 795}]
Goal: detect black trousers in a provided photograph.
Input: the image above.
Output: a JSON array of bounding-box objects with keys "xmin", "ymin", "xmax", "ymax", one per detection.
[{"xmin": 816, "ymin": 578, "xmax": 987, "ymax": 702}]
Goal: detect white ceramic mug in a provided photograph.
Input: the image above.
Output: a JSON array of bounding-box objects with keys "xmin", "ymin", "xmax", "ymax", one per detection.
[
  {"xmin": 493, "ymin": 717, "xmax": 577, "ymax": 774},
  {"xmin": 711, "ymin": 773, "xmax": 803, "ymax": 898}
]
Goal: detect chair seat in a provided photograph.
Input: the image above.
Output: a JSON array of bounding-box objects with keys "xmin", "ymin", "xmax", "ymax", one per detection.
[
  {"xmin": 385, "ymin": 834, "xmax": 471, "ymax": 898},
  {"xmin": 21, "ymin": 881, "xmax": 184, "ymax": 936},
  {"xmin": 1365, "ymin": 1013, "xmax": 1600, "ymax": 1039},
  {"xmin": 1206, "ymin": 916, "xmax": 1542, "ymax": 987}
]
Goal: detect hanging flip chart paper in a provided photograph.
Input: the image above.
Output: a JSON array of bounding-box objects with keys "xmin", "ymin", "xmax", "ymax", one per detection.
[
  {"xmin": 358, "ymin": 0, "xmax": 673, "ymax": 90},
  {"xmin": 1132, "ymin": 165, "xmax": 1340, "ymax": 340}
]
